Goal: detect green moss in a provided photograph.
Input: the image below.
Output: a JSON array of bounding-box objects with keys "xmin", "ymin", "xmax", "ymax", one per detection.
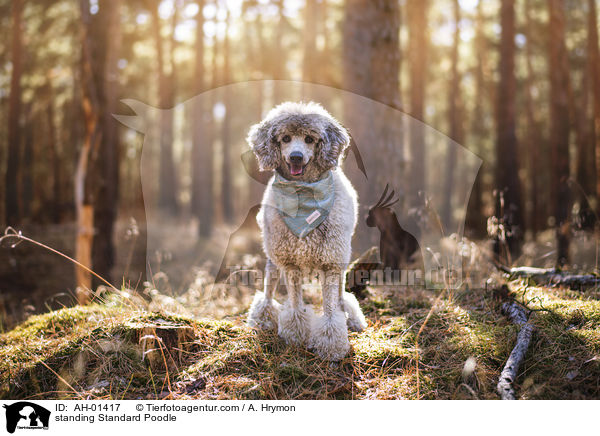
[{"xmin": 2, "ymin": 280, "xmax": 600, "ymax": 399}]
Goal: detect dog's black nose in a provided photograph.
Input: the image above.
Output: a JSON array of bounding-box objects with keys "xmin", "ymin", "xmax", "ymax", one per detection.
[{"xmin": 289, "ymin": 152, "xmax": 304, "ymax": 164}]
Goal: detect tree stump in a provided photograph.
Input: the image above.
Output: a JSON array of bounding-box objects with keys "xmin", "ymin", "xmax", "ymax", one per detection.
[{"xmin": 125, "ymin": 317, "xmax": 195, "ymax": 371}]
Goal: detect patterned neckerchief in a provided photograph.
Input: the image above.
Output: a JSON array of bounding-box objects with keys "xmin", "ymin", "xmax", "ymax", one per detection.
[{"xmin": 266, "ymin": 170, "xmax": 335, "ymax": 238}]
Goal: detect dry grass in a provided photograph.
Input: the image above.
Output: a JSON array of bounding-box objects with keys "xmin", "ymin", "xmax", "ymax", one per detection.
[
  {"xmin": 1, "ymin": 275, "xmax": 599, "ymax": 400},
  {"xmin": 1, "ymin": 225, "xmax": 599, "ymax": 399}
]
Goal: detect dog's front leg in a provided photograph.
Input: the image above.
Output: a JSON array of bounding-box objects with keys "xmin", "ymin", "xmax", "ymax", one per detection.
[
  {"xmin": 278, "ymin": 268, "xmax": 313, "ymax": 345},
  {"xmin": 247, "ymin": 258, "xmax": 281, "ymax": 330},
  {"xmin": 309, "ymin": 269, "xmax": 350, "ymax": 361}
]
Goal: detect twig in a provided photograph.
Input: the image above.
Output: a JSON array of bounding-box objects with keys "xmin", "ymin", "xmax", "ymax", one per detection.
[{"xmin": 497, "ymin": 301, "xmax": 535, "ymax": 400}]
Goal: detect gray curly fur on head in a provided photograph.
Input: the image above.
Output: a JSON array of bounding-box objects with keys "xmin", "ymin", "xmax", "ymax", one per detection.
[{"xmin": 247, "ymin": 101, "xmax": 350, "ymax": 178}]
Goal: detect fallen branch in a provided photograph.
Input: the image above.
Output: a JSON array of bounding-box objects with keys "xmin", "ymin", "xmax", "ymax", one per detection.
[
  {"xmin": 494, "ymin": 262, "xmax": 600, "ymax": 290},
  {"xmin": 497, "ymin": 301, "xmax": 535, "ymax": 400}
]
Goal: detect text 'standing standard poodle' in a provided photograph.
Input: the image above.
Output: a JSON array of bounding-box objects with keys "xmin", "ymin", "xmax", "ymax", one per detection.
[{"xmin": 246, "ymin": 101, "xmax": 367, "ymax": 361}]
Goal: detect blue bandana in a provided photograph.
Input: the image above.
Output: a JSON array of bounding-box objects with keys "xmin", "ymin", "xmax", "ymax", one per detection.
[{"xmin": 267, "ymin": 171, "xmax": 335, "ymax": 238}]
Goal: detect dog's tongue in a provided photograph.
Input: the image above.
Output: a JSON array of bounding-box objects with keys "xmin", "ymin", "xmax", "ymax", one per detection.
[{"xmin": 290, "ymin": 163, "xmax": 303, "ymax": 175}]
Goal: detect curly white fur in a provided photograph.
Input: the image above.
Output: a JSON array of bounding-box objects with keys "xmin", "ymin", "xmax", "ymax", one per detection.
[
  {"xmin": 247, "ymin": 292, "xmax": 281, "ymax": 331},
  {"xmin": 246, "ymin": 102, "xmax": 367, "ymax": 361}
]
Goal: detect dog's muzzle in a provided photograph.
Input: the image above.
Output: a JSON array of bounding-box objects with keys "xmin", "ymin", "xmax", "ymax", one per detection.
[{"xmin": 288, "ymin": 151, "xmax": 305, "ymax": 175}]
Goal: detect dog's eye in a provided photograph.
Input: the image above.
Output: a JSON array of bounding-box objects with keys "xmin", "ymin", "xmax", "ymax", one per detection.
[
  {"xmin": 282, "ymin": 135, "xmax": 291, "ymax": 143},
  {"xmin": 305, "ymin": 136, "xmax": 314, "ymax": 144}
]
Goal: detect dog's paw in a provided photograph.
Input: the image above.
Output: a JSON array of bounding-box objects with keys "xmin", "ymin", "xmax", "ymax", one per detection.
[
  {"xmin": 309, "ymin": 311, "xmax": 350, "ymax": 361},
  {"xmin": 342, "ymin": 292, "xmax": 368, "ymax": 332},
  {"xmin": 278, "ymin": 304, "xmax": 313, "ymax": 345},
  {"xmin": 247, "ymin": 292, "xmax": 281, "ymax": 331}
]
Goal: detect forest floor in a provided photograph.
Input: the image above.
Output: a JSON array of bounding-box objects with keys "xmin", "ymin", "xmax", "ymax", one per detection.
[{"xmin": 2, "ymin": 275, "xmax": 600, "ymax": 400}]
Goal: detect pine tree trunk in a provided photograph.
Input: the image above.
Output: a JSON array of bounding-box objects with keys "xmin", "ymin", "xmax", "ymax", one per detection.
[
  {"xmin": 249, "ymin": 8, "xmax": 266, "ymax": 205},
  {"xmin": 548, "ymin": 0, "xmax": 571, "ymax": 266},
  {"xmin": 495, "ymin": 0, "xmax": 523, "ymax": 262},
  {"xmin": 442, "ymin": 0, "xmax": 462, "ymax": 227},
  {"xmin": 76, "ymin": 0, "xmax": 102, "ymax": 296},
  {"xmin": 407, "ymin": 0, "xmax": 428, "ymax": 209},
  {"xmin": 465, "ymin": 0, "xmax": 486, "ymax": 237},
  {"xmin": 273, "ymin": 0, "xmax": 285, "ymax": 102},
  {"xmin": 93, "ymin": 0, "xmax": 122, "ymax": 284},
  {"xmin": 589, "ymin": 0, "xmax": 600, "ymax": 218},
  {"xmin": 152, "ymin": 2, "xmax": 178, "ymax": 214},
  {"xmin": 342, "ymin": 0, "xmax": 401, "ymax": 198},
  {"xmin": 221, "ymin": 8, "xmax": 234, "ymax": 224},
  {"xmin": 303, "ymin": 0, "xmax": 317, "ymax": 90},
  {"xmin": 5, "ymin": 0, "xmax": 24, "ymax": 226},
  {"xmin": 191, "ymin": 0, "xmax": 213, "ymax": 237},
  {"xmin": 21, "ymin": 104, "xmax": 34, "ymax": 218},
  {"xmin": 574, "ymin": 27, "xmax": 596, "ymax": 230},
  {"xmin": 523, "ymin": 0, "xmax": 542, "ymax": 234},
  {"xmin": 45, "ymin": 81, "xmax": 61, "ymax": 223}
]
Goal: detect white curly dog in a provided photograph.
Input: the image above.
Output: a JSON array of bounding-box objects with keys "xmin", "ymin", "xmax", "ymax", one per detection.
[{"xmin": 246, "ymin": 101, "xmax": 367, "ymax": 361}]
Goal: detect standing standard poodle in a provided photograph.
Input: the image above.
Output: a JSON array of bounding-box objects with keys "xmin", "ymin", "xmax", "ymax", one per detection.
[{"xmin": 246, "ymin": 101, "xmax": 367, "ymax": 361}]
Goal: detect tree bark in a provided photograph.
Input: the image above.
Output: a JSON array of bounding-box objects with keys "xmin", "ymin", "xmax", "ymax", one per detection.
[
  {"xmin": 5, "ymin": 0, "xmax": 24, "ymax": 226},
  {"xmin": 406, "ymin": 0, "xmax": 428, "ymax": 209},
  {"xmin": 76, "ymin": 0, "xmax": 102, "ymax": 296},
  {"xmin": 523, "ymin": 0, "xmax": 543, "ymax": 235},
  {"xmin": 465, "ymin": 0, "xmax": 487, "ymax": 237},
  {"xmin": 152, "ymin": 1, "xmax": 178, "ymax": 214},
  {"xmin": 44, "ymin": 81, "xmax": 62, "ymax": 223},
  {"xmin": 573, "ymin": 32, "xmax": 596, "ymax": 230},
  {"xmin": 588, "ymin": 0, "xmax": 600, "ymax": 218},
  {"xmin": 548, "ymin": 0, "xmax": 571, "ymax": 266},
  {"xmin": 303, "ymin": 0, "xmax": 318, "ymax": 88},
  {"xmin": 342, "ymin": 0, "xmax": 401, "ymax": 198},
  {"xmin": 21, "ymin": 104, "xmax": 34, "ymax": 219},
  {"xmin": 92, "ymin": 0, "xmax": 122, "ymax": 284},
  {"xmin": 442, "ymin": 0, "xmax": 462, "ymax": 227},
  {"xmin": 221, "ymin": 8, "xmax": 234, "ymax": 224},
  {"xmin": 273, "ymin": 0, "xmax": 285, "ymax": 102},
  {"xmin": 494, "ymin": 0, "xmax": 523, "ymax": 262},
  {"xmin": 191, "ymin": 0, "xmax": 213, "ymax": 237}
]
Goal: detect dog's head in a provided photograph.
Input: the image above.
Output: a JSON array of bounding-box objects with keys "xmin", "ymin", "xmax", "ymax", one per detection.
[{"xmin": 247, "ymin": 101, "xmax": 350, "ymax": 182}]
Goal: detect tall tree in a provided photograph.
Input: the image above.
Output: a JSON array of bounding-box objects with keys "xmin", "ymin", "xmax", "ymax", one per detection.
[
  {"xmin": 522, "ymin": 0, "xmax": 545, "ymax": 233},
  {"xmin": 494, "ymin": 0, "xmax": 523, "ymax": 262},
  {"xmin": 191, "ymin": 0, "xmax": 214, "ymax": 237},
  {"xmin": 548, "ymin": 0, "xmax": 571, "ymax": 265},
  {"xmin": 151, "ymin": 0, "xmax": 178, "ymax": 213},
  {"xmin": 589, "ymin": 0, "xmax": 600, "ymax": 217},
  {"xmin": 45, "ymin": 80, "xmax": 61, "ymax": 223},
  {"xmin": 272, "ymin": 0, "xmax": 285, "ymax": 102},
  {"xmin": 75, "ymin": 0, "xmax": 102, "ymax": 296},
  {"xmin": 442, "ymin": 0, "xmax": 462, "ymax": 227},
  {"xmin": 5, "ymin": 0, "xmax": 24, "ymax": 226},
  {"xmin": 406, "ymin": 0, "xmax": 428, "ymax": 209},
  {"xmin": 21, "ymin": 103, "xmax": 34, "ymax": 219},
  {"xmin": 343, "ymin": 0, "xmax": 401, "ymax": 198},
  {"xmin": 303, "ymin": 0, "xmax": 318, "ymax": 86},
  {"xmin": 221, "ymin": 7, "xmax": 234, "ymax": 223},
  {"xmin": 465, "ymin": 0, "xmax": 487, "ymax": 237},
  {"xmin": 93, "ymin": 0, "xmax": 122, "ymax": 283},
  {"xmin": 573, "ymin": 0, "xmax": 596, "ymax": 229}
]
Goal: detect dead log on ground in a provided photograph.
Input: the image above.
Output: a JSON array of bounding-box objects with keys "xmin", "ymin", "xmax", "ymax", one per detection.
[
  {"xmin": 497, "ymin": 301, "xmax": 535, "ymax": 400},
  {"xmin": 494, "ymin": 263, "xmax": 600, "ymax": 290}
]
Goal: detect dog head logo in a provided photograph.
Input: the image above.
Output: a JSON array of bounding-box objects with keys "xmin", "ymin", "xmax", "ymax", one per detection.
[
  {"xmin": 115, "ymin": 80, "xmax": 481, "ymax": 289},
  {"xmin": 3, "ymin": 402, "xmax": 50, "ymax": 433}
]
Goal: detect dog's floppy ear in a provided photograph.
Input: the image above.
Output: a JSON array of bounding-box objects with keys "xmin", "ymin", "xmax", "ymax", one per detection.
[
  {"xmin": 317, "ymin": 116, "xmax": 350, "ymax": 169},
  {"xmin": 247, "ymin": 119, "xmax": 279, "ymax": 171}
]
